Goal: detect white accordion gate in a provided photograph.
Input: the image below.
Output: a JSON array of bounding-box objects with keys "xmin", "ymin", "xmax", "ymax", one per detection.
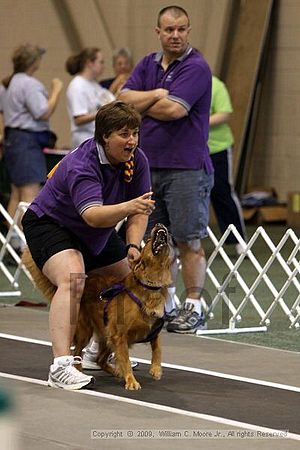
[
  {"xmin": 0, "ymin": 203, "xmax": 299, "ymax": 333},
  {"xmin": 197, "ymin": 224, "xmax": 300, "ymax": 335},
  {"xmin": 0, "ymin": 202, "xmax": 32, "ymax": 297}
]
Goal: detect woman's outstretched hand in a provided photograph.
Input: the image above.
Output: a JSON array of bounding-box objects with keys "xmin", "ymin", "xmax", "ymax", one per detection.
[{"xmin": 126, "ymin": 192, "xmax": 155, "ymax": 216}]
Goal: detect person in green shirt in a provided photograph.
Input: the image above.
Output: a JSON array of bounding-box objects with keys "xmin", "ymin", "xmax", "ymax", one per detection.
[{"xmin": 209, "ymin": 76, "xmax": 246, "ymax": 255}]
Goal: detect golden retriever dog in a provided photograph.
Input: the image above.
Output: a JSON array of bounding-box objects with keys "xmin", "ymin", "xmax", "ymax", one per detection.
[{"xmin": 22, "ymin": 223, "xmax": 173, "ymax": 390}]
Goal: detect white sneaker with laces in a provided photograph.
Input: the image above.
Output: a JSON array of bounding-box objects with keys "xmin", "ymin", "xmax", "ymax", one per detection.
[
  {"xmin": 48, "ymin": 356, "xmax": 95, "ymax": 390},
  {"xmin": 82, "ymin": 348, "xmax": 139, "ymax": 370}
]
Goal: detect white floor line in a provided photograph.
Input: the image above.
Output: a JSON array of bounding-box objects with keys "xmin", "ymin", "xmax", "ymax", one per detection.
[
  {"xmin": 1, "ymin": 333, "xmax": 300, "ymax": 393},
  {"xmin": 0, "ymin": 371, "xmax": 299, "ymax": 442},
  {"xmin": 133, "ymin": 358, "xmax": 300, "ymax": 393},
  {"xmin": 198, "ymin": 335, "xmax": 300, "ymax": 354},
  {"xmin": 1, "ymin": 331, "xmax": 299, "ymax": 356},
  {"xmin": 0, "ymin": 333, "xmax": 51, "ymax": 346}
]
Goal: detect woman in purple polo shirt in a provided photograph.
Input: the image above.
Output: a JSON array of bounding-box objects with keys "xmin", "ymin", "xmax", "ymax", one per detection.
[{"xmin": 22, "ymin": 101, "xmax": 155, "ymax": 390}]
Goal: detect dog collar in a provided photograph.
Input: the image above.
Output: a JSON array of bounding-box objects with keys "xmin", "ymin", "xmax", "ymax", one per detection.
[{"xmin": 135, "ymin": 276, "xmax": 163, "ymax": 290}]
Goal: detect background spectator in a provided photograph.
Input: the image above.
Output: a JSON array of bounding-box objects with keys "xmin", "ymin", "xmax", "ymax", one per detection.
[
  {"xmin": 119, "ymin": 6, "xmax": 214, "ymax": 334},
  {"xmin": 209, "ymin": 75, "xmax": 246, "ymax": 255},
  {"xmin": 66, "ymin": 47, "xmax": 115, "ymax": 148},
  {"xmin": 0, "ymin": 44, "xmax": 63, "ymax": 251},
  {"xmin": 101, "ymin": 47, "xmax": 134, "ymax": 96}
]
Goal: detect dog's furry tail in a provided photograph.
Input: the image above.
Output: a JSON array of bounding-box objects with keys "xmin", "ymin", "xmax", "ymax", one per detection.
[{"xmin": 22, "ymin": 247, "xmax": 56, "ymax": 302}]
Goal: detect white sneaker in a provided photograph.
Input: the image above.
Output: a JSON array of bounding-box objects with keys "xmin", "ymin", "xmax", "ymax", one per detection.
[
  {"xmin": 82, "ymin": 348, "xmax": 102, "ymax": 370},
  {"xmin": 235, "ymin": 243, "xmax": 246, "ymax": 256},
  {"xmin": 10, "ymin": 235, "xmax": 24, "ymax": 255},
  {"xmin": 48, "ymin": 356, "xmax": 95, "ymax": 390},
  {"xmin": 82, "ymin": 348, "xmax": 139, "ymax": 370}
]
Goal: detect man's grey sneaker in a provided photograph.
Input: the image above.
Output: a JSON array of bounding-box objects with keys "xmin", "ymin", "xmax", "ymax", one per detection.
[
  {"xmin": 48, "ymin": 356, "xmax": 95, "ymax": 390},
  {"xmin": 109, "ymin": 354, "xmax": 139, "ymax": 370},
  {"xmin": 166, "ymin": 302, "xmax": 207, "ymax": 334},
  {"xmin": 164, "ymin": 308, "xmax": 179, "ymax": 322},
  {"xmin": 82, "ymin": 348, "xmax": 139, "ymax": 370}
]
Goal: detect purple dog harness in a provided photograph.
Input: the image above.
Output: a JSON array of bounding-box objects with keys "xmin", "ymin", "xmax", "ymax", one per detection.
[{"xmin": 99, "ymin": 282, "xmax": 165, "ymax": 343}]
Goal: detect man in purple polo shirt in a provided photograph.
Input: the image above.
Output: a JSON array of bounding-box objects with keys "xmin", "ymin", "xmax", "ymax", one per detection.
[
  {"xmin": 22, "ymin": 102, "xmax": 155, "ymax": 390},
  {"xmin": 119, "ymin": 6, "xmax": 214, "ymax": 334}
]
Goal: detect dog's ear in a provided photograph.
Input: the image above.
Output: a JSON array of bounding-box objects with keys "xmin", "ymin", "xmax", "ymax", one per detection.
[{"xmin": 128, "ymin": 254, "xmax": 142, "ymax": 270}]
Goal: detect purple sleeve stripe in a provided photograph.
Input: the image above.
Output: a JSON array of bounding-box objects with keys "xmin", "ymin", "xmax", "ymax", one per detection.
[
  {"xmin": 78, "ymin": 202, "xmax": 103, "ymax": 215},
  {"xmin": 167, "ymin": 95, "xmax": 191, "ymax": 112}
]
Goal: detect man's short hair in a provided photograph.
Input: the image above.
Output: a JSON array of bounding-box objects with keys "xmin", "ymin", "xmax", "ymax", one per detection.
[{"xmin": 157, "ymin": 5, "xmax": 190, "ymax": 27}]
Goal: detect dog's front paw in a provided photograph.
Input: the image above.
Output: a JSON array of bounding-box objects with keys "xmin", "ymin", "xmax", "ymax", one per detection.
[
  {"xmin": 149, "ymin": 365, "xmax": 162, "ymax": 380},
  {"xmin": 125, "ymin": 375, "xmax": 141, "ymax": 390}
]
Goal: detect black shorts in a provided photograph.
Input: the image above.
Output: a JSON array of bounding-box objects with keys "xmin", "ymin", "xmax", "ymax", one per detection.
[{"xmin": 22, "ymin": 209, "xmax": 127, "ymax": 272}]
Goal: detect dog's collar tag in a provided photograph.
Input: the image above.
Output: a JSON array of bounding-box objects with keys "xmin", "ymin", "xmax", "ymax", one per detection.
[{"xmin": 135, "ymin": 276, "xmax": 163, "ymax": 290}]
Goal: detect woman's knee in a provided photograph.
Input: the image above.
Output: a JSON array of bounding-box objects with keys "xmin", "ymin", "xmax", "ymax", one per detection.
[
  {"xmin": 43, "ymin": 250, "xmax": 85, "ymax": 286},
  {"xmin": 177, "ymin": 239, "xmax": 205, "ymax": 255},
  {"xmin": 56, "ymin": 272, "xmax": 86, "ymax": 296}
]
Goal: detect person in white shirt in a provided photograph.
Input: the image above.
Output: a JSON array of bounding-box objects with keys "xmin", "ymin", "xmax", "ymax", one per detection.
[{"xmin": 66, "ymin": 47, "xmax": 115, "ymax": 148}]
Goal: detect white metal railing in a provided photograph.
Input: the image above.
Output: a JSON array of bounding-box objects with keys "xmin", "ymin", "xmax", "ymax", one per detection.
[
  {"xmin": 0, "ymin": 202, "xmax": 32, "ymax": 296},
  {"xmin": 197, "ymin": 225, "xmax": 300, "ymax": 335}
]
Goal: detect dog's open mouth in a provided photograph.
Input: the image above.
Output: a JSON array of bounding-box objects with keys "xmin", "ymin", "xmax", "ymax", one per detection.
[{"xmin": 152, "ymin": 224, "xmax": 168, "ymax": 255}]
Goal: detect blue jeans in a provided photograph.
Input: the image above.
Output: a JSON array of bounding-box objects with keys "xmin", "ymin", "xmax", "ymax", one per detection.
[
  {"xmin": 147, "ymin": 169, "xmax": 214, "ymax": 242},
  {"xmin": 4, "ymin": 128, "xmax": 47, "ymax": 186}
]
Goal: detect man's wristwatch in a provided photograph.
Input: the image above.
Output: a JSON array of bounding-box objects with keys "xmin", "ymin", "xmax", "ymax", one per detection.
[{"xmin": 126, "ymin": 243, "xmax": 141, "ymax": 254}]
